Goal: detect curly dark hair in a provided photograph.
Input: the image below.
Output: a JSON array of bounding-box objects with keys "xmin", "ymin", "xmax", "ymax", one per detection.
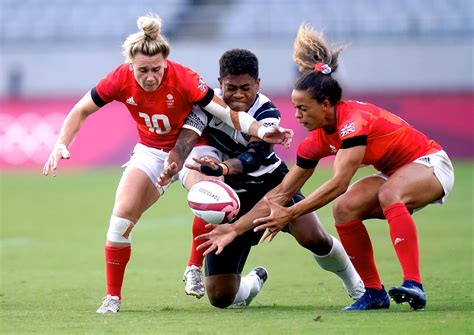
[{"xmin": 219, "ymin": 49, "xmax": 259, "ymax": 80}]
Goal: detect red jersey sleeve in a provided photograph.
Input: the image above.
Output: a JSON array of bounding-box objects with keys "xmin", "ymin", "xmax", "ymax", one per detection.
[
  {"xmin": 337, "ymin": 102, "xmax": 371, "ymax": 141},
  {"xmin": 296, "ymin": 132, "xmax": 332, "ymax": 168}
]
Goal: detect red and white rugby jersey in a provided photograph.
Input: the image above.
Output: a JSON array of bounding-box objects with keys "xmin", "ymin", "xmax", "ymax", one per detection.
[
  {"xmin": 297, "ymin": 100, "xmax": 442, "ymax": 175},
  {"xmin": 93, "ymin": 60, "xmax": 209, "ymax": 151}
]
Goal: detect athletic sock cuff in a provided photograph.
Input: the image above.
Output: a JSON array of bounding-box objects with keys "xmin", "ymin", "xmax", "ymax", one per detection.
[
  {"xmin": 105, "ymin": 246, "xmax": 131, "ymax": 263},
  {"xmin": 383, "ymin": 202, "xmax": 409, "ymax": 220},
  {"xmin": 335, "ymin": 219, "xmax": 364, "ymax": 235}
]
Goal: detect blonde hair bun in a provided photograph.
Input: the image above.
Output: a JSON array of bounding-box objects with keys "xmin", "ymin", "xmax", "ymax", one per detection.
[{"xmin": 137, "ymin": 13, "xmax": 161, "ymax": 40}]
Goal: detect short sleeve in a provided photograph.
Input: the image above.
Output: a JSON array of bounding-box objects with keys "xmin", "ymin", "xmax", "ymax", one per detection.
[
  {"xmin": 254, "ymin": 101, "xmax": 280, "ymax": 127},
  {"xmin": 337, "ymin": 107, "xmax": 370, "ymax": 141},
  {"xmin": 296, "ymin": 133, "xmax": 327, "ymax": 165},
  {"xmin": 183, "ymin": 106, "xmax": 209, "ymax": 136}
]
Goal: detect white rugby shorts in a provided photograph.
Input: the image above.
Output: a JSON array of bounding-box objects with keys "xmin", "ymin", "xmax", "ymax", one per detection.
[
  {"xmin": 376, "ymin": 150, "xmax": 454, "ymax": 204},
  {"xmin": 122, "ymin": 143, "xmax": 221, "ymax": 195}
]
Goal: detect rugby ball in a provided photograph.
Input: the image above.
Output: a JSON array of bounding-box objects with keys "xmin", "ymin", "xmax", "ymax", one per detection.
[{"xmin": 187, "ymin": 179, "xmax": 240, "ymax": 224}]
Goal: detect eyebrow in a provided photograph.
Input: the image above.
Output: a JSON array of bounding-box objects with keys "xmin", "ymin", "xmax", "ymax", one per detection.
[{"xmin": 227, "ymin": 83, "xmax": 251, "ymax": 88}]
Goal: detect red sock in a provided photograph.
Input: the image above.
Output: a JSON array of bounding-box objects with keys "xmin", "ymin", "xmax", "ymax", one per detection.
[
  {"xmin": 384, "ymin": 202, "xmax": 421, "ymax": 283},
  {"xmin": 336, "ymin": 220, "xmax": 382, "ymax": 290},
  {"xmin": 105, "ymin": 246, "xmax": 131, "ymax": 299},
  {"xmin": 187, "ymin": 217, "xmax": 210, "ymax": 267}
]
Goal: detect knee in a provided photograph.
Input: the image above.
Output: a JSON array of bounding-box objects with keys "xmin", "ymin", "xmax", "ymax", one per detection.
[
  {"xmin": 291, "ymin": 224, "xmax": 332, "ymax": 255},
  {"xmin": 207, "ymin": 290, "xmax": 234, "ymax": 309},
  {"xmin": 333, "ymin": 193, "xmax": 360, "ymax": 222},
  {"xmin": 107, "ymin": 216, "xmax": 135, "ymax": 244},
  {"xmin": 113, "ymin": 202, "xmax": 139, "ymax": 221},
  {"xmin": 378, "ymin": 183, "xmax": 401, "ymax": 210}
]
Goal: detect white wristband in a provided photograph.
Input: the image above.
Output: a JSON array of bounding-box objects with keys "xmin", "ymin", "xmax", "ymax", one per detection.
[
  {"xmin": 55, "ymin": 143, "xmax": 70, "ymax": 159},
  {"xmin": 237, "ymin": 112, "xmax": 256, "ymax": 134},
  {"xmin": 257, "ymin": 126, "xmax": 270, "ymax": 140}
]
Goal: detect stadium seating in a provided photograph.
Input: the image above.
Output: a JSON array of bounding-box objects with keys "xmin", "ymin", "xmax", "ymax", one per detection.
[{"xmin": 1, "ymin": 0, "xmax": 472, "ymax": 44}]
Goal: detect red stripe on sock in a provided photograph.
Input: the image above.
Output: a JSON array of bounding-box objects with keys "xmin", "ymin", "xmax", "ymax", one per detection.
[
  {"xmin": 105, "ymin": 246, "xmax": 131, "ymax": 299},
  {"xmin": 336, "ymin": 220, "xmax": 382, "ymax": 290},
  {"xmin": 384, "ymin": 202, "xmax": 421, "ymax": 283}
]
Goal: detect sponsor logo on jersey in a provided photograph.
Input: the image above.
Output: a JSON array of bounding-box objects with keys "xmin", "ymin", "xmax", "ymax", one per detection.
[
  {"xmin": 329, "ymin": 144, "xmax": 337, "ymax": 153},
  {"xmin": 394, "ymin": 237, "xmax": 405, "ymax": 245},
  {"xmin": 340, "ymin": 122, "xmax": 355, "ymax": 137},
  {"xmin": 126, "ymin": 96, "xmax": 138, "ymax": 106},
  {"xmin": 197, "ymin": 77, "xmax": 207, "ymax": 92},
  {"xmin": 166, "ymin": 93, "xmax": 174, "ymax": 108},
  {"xmin": 418, "ymin": 156, "xmax": 431, "ymax": 164},
  {"xmin": 184, "ymin": 111, "xmax": 206, "ymax": 132}
]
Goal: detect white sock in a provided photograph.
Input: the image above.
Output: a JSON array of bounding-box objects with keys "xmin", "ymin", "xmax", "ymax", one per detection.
[
  {"xmin": 232, "ymin": 274, "xmax": 260, "ymax": 304},
  {"xmin": 313, "ymin": 236, "xmax": 361, "ymax": 290}
]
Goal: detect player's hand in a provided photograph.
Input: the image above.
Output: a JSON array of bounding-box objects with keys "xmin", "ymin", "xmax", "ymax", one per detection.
[
  {"xmin": 157, "ymin": 151, "xmax": 183, "ymax": 186},
  {"xmin": 260, "ymin": 126, "xmax": 293, "ymax": 149},
  {"xmin": 185, "ymin": 157, "xmax": 223, "ymax": 177},
  {"xmin": 157, "ymin": 161, "xmax": 179, "ymax": 186},
  {"xmin": 42, "ymin": 144, "xmax": 70, "ymax": 177},
  {"xmin": 253, "ymin": 197, "xmax": 291, "ymax": 243},
  {"xmin": 195, "ymin": 223, "xmax": 238, "ymax": 256}
]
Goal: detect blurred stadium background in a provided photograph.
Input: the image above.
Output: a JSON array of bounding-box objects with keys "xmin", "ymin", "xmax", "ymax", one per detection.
[
  {"xmin": 1, "ymin": 2, "xmax": 473, "ymax": 333},
  {"xmin": 1, "ymin": 0, "xmax": 473, "ymax": 168}
]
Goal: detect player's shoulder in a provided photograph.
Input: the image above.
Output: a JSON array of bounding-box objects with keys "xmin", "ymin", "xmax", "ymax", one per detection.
[
  {"xmin": 336, "ymin": 100, "xmax": 375, "ymax": 123},
  {"xmin": 250, "ymin": 93, "xmax": 280, "ymax": 120},
  {"xmin": 166, "ymin": 60, "xmax": 198, "ymax": 78}
]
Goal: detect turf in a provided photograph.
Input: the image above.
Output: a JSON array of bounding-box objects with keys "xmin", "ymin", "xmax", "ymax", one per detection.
[{"xmin": 0, "ymin": 162, "xmax": 472, "ymax": 334}]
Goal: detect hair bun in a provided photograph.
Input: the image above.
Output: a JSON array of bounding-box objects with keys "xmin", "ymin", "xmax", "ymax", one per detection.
[{"xmin": 137, "ymin": 14, "xmax": 161, "ymax": 40}]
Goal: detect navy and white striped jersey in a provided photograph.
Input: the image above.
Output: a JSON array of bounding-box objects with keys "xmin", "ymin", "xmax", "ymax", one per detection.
[{"xmin": 185, "ymin": 88, "xmax": 288, "ymax": 191}]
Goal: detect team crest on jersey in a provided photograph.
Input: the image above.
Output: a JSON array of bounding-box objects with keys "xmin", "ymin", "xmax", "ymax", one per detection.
[
  {"xmin": 197, "ymin": 77, "xmax": 207, "ymax": 92},
  {"xmin": 329, "ymin": 145, "xmax": 337, "ymax": 153},
  {"xmin": 166, "ymin": 93, "xmax": 175, "ymax": 108},
  {"xmin": 340, "ymin": 122, "xmax": 355, "ymax": 137}
]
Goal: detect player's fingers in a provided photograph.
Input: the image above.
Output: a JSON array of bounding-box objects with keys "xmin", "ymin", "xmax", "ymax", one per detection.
[
  {"xmin": 196, "ymin": 240, "xmax": 211, "ymax": 251},
  {"xmin": 253, "ymin": 217, "xmax": 272, "ymax": 227},
  {"xmin": 42, "ymin": 160, "xmax": 50, "ymax": 176},
  {"xmin": 169, "ymin": 162, "xmax": 178, "ymax": 169},
  {"xmin": 259, "ymin": 229, "xmax": 271, "ymax": 243},
  {"xmin": 268, "ymin": 230, "xmax": 279, "ymax": 242},
  {"xmin": 195, "ymin": 233, "xmax": 210, "ymax": 242},
  {"xmin": 202, "ymin": 243, "xmax": 217, "ymax": 256},
  {"xmin": 215, "ymin": 244, "xmax": 224, "ymax": 255}
]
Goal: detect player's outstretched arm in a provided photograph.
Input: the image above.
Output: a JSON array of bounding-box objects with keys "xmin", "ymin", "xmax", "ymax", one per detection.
[
  {"xmin": 195, "ymin": 165, "xmax": 313, "ymax": 254},
  {"xmin": 201, "ymin": 95, "xmax": 293, "ymax": 147},
  {"xmin": 186, "ymin": 137, "xmax": 265, "ymax": 177},
  {"xmin": 157, "ymin": 128, "xmax": 200, "ymax": 186},
  {"xmin": 42, "ymin": 91, "xmax": 100, "ymax": 177},
  {"xmin": 256, "ymin": 146, "xmax": 366, "ymax": 241}
]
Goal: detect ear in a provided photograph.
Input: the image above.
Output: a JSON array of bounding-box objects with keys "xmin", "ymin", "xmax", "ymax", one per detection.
[
  {"xmin": 322, "ymin": 99, "xmax": 333, "ymax": 109},
  {"xmin": 255, "ymin": 78, "xmax": 261, "ymax": 91},
  {"xmin": 218, "ymin": 77, "xmax": 223, "ymax": 88}
]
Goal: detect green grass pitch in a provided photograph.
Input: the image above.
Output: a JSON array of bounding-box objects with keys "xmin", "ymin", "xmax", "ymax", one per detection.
[{"xmin": 1, "ymin": 162, "xmax": 472, "ymax": 334}]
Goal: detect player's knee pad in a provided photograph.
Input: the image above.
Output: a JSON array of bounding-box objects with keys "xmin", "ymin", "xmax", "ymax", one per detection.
[{"xmin": 107, "ymin": 216, "xmax": 135, "ymax": 243}]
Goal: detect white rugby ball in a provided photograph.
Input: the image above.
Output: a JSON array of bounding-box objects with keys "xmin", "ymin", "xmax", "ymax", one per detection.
[{"xmin": 187, "ymin": 179, "xmax": 240, "ymax": 224}]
